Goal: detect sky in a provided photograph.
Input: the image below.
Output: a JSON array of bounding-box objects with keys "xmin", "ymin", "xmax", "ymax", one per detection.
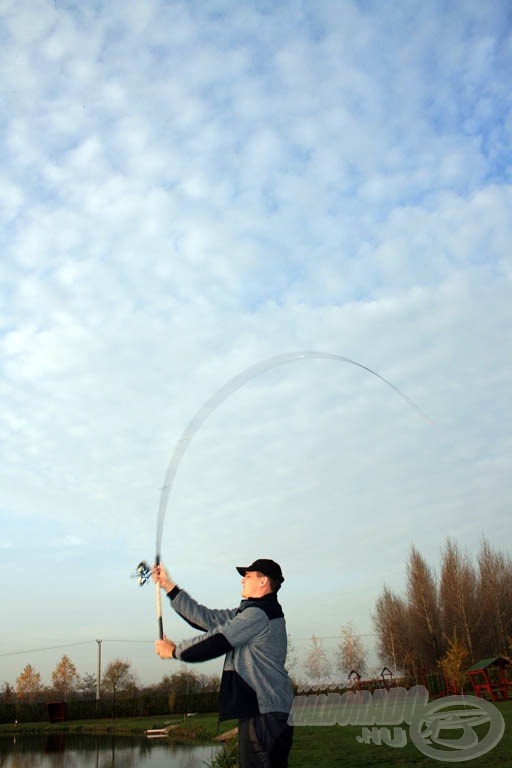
[{"xmin": 1, "ymin": 0, "xmax": 511, "ymax": 690}]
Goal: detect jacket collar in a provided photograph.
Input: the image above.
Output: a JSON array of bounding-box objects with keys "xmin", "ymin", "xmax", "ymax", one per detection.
[{"xmin": 240, "ymin": 592, "xmax": 278, "ymax": 608}]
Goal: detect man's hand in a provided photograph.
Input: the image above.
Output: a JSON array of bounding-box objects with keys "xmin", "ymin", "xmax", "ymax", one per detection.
[
  {"xmin": 152, "ymin": 563, "xmax": 176, "ymax": 593},
  {"xmin": 155, "ymin": 636, "xmax": 176, "ymax": 659}
]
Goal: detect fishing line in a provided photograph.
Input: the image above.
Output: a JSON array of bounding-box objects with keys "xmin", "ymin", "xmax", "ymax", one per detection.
[{"xmin": 155, "ymin": 350, "xmax": 431, "ymax": 560}]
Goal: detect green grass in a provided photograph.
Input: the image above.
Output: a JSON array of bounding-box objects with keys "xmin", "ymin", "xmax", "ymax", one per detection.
[
  {"xmin": 0, "ymin": 713, "xmax": 225, "ymax": 740},
  {"xmin": 2, "ymin": 702, "xmax": 511, "ymax": 766},
  {"xmin": 289, "ymin": 701, "xmax": 512, "ymax": 767}
]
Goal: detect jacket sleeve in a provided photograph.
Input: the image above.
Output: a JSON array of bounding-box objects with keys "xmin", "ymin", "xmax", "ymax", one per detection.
[
  {"xmin": 174, "ymin": 605, "xmax": 269, "ymax": 663},
  {"xmin": 168, "ymin": 587, "xmax": 239, "ymax": 632}
]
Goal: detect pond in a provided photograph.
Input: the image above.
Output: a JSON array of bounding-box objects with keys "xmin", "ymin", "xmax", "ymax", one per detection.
[{"xmin": 0, "ymin": 733, "xmax": 222, "ymax": 767}]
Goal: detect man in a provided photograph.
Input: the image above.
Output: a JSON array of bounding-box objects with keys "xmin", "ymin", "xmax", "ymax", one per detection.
[{"xmin": 153, "ymin": 558, "xmax": 294, "ymax": 767}]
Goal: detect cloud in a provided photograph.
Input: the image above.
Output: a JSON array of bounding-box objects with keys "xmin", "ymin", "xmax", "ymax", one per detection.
[{"xmin": 0, "ymin": 0, "xmax": 511, "ymax": 685}]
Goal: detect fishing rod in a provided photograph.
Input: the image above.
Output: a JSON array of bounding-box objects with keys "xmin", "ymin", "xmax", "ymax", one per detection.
[{"xmin": 135, "ymin": 350, "xmax": 431, "ymax": 640}]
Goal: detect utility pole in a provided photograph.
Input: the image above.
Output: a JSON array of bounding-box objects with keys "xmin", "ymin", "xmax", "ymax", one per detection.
[{"xmin": 96, "ymin": 639, "xmax": 102, "ymax": 701}]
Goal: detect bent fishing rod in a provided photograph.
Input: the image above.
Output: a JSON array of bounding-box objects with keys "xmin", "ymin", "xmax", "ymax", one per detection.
[{"xmin": 134, "ymin": 350, "xmax": 431, "ymax": 639}]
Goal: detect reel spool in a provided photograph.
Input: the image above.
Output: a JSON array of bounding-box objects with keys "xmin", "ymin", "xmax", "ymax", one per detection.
[{"xmin": 132, "ymin": 561, "xmax": 151, "ymax": 586}]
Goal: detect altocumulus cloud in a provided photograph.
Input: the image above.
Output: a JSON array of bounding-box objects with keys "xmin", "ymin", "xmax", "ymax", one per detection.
[{"xmin": 0, "ymin": 0, "xmax": 510, "ymax": 685}]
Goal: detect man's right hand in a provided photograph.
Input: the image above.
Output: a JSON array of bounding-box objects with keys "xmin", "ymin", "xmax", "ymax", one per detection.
[{"xmin": 155, "ymin": 636, "xmax": 176, "ymax": 659}]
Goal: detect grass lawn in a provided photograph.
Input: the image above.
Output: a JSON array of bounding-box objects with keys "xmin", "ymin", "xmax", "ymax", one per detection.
[
  {"xmin": 0, "ymin": 712, "xmax": 224, "ymax": 740},
  {"xmin": 2, "ymin": 701, "xmax": 511, "ymax": 766},
  {"xmin": 289, "ymin": 700, "xmax": 512, "ymax": 767}
]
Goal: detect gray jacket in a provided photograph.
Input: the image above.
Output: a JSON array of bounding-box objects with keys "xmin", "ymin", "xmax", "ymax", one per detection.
[{"xmin": 167, "ymin": 586, "xmax": 294, "ymax": 720}]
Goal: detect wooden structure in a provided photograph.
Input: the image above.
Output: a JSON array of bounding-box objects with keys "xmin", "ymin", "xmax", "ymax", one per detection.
[
  {"xmin": 347, "ymin": 670, "xmax": 361, "ymax": 690},
  {"xmin": 466, "ymin": 656, "xmax": 512, "ymax": 701},
  {"xmin": 380, "ymin": 667, "xmax": 394, "ymax": 689},
  {"xmin": 47, "ymin": 701, "xmax": 67, "ymax": 723}
]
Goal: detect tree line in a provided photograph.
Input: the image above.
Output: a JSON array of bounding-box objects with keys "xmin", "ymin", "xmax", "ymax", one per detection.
[
  {"xmin": 3, "ymin": 631, "xmax": 367, "ymax": 723},
  {"xmin": 373, "ymin": 537, "xmax": 512, "ymax": 687},
  {"xmin": 4, "ymin": 537, "xmax": 509, "ymax": 721},
  {"xmin": 296, "ymin": 537, "xmax": 512, "ymax": 692},
  {"xmin": 0, "ymin": 654, "xmax": 221, "ymax": 723},
  {"xmin": 300, "ymin": 625, "xmax": 368, "ymax": 683}
]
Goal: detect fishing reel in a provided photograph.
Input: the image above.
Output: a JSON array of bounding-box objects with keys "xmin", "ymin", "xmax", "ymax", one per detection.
[{"xmin": 132, "ymin": 560, "xmax": 152, "ymax": 586}]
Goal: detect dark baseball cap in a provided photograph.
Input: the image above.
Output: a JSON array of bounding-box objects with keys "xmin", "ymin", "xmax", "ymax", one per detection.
[{"xmin": 236, "ymin": 559, "xmax": 284, "ymax": 583}]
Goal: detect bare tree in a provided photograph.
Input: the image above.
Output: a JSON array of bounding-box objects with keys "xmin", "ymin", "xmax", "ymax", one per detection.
[
  {"xmin": 0, "ymin": 683, "xmax": 16, "ymax": 717},
  {"xmin": 303, "ymin": 634, "xmax": 330, "ymax": 680},
  {"xmin": 440, "ymin": 539, "xmax": 478, "ymax": 662},
  {"xmin": 286, "ymin": 634, "xmax": 299, "ymax": 681},
  {"xmin": 201, "ymin": 673, "xmax": 221, "ymax": 693},
  {"xmin": 477, "ymin": 538, "xmax": 512, "ymax": 655},
  {"xmin": 165, "ymin": 667, "xmax": 203, "ymax": 695},
  {"xmin": 373, "ymin": 586, "xmax": 415, "ymax": 675},
  {"xmin": 336, "ymin": 622, "xmax": 367, "ymax": 677},
  {"xmin": 77, "ymin": 672, "xmax": 97, "ymax": 698},
  {"xmin": 102, "ymin": 659, "xmax": 136, "ymax": 711},
  {"xmin": 406, "ymin": 546, "xmax": 443, "ymax": 666},
  {"xmin": 374, "ymin": 538, "xmax": 512, "ymax": 677}
]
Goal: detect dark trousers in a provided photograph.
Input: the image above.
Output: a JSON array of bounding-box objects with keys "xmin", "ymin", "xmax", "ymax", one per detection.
[{"xmin": 238, "ymin": 713, "xmax": 293, "ymax": 768}]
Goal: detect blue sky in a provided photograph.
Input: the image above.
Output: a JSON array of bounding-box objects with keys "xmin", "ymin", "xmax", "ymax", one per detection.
[{"xmin": 1, "ymin": 0, "xmax": 511, "ymax": 688}]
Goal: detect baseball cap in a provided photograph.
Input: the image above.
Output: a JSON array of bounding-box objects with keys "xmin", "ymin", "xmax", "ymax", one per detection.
[{"xmin": 236, "ymin": 558, "xmax": 284, "ymax": 583}]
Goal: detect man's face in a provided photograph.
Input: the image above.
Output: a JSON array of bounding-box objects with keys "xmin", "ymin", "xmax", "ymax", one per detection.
[{"xmin": 241, "ymin": 570, "xmax": 268, "ymax": 598}]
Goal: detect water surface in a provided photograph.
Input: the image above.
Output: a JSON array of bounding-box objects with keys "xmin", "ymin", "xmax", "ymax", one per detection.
[{"xmin": 0, "ymin": 732, "xmax": 221, "ymax": 767}]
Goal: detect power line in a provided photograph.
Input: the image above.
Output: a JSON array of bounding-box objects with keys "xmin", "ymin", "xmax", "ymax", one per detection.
[
  {"xmin": 102, "ymin": 639, "xmax": 154, "ymax": 644},
  {"xmin": 0, "ymin": 635, "xmax": 377, "ymax": 658},
  {"xmin": 0, "ymin": 638, "xmax": 154, "ymax": 657},
  {"xmin": 295, "ymin": 635, "xmax": 377, "ymax": 639},
  {"xmin": 0, "ymin": 641, "xmax": 93, "ymax": 657}
]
